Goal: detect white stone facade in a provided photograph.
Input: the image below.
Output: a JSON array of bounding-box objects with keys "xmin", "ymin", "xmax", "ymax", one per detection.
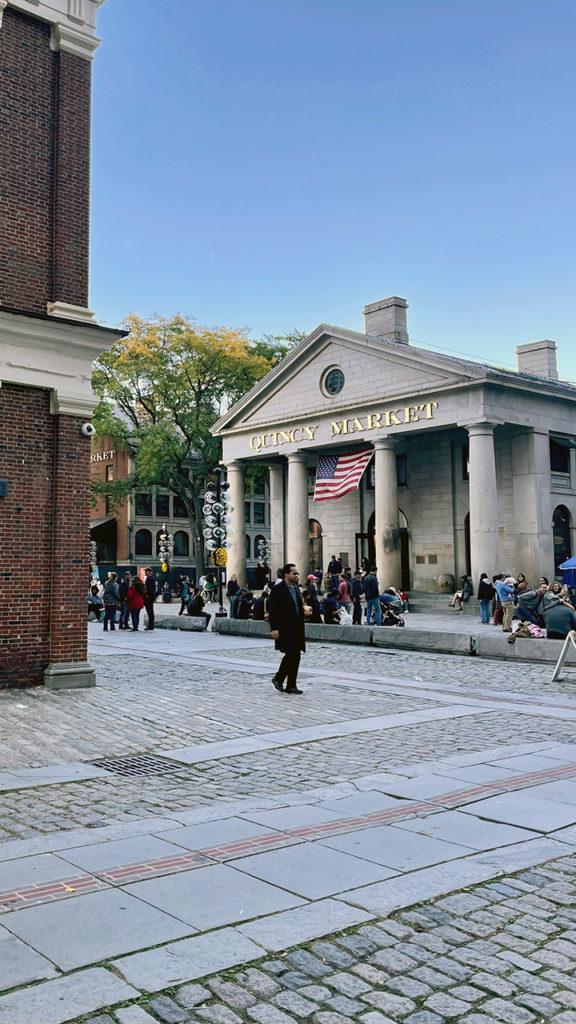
[{"xmin": 214, "ymin": 298, "xmax": 576, "ymax": 591}]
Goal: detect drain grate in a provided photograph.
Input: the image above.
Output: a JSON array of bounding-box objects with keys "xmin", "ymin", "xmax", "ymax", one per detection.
[{"xmin": 92, "ymin": 753, "xmax": 186, "ymax": 777}]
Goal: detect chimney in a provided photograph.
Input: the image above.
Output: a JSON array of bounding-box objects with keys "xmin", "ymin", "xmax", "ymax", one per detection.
[
  {"xmin": 516, "ymin": 340, "xmax": 558, "ymax": 381},
  {"xmin": 363, "ymin": 296, "xmax": 409, "ymax": 344}
]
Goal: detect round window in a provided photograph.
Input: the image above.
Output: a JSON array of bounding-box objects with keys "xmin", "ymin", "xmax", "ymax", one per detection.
[{"xmin": 322, "ymin": 367, "xmax": 345, "ymax": 396}]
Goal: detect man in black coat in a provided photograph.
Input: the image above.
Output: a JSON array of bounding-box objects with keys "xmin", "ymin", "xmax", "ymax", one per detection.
[{"xmin": 268, "ymin": 563, "xmax": 311, "ymax": 694}]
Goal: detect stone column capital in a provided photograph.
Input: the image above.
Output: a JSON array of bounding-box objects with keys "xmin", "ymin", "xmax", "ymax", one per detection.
[
  {"xmin": 287, "ymin": 451, "xmax": 308, "ymax": 464},
  {"xmin": 224, "ymin": 460, "xmax": 246, "ymax": 474},
  {"xmin": 463, "ymin": 421, "xmax": 499, "ymax": 437},
  {"xmin": 372, "ymin": 435, "xmax": 397, "ymax": 451}
]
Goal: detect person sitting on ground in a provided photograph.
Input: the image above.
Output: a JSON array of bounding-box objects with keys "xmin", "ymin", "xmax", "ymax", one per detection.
[
  {"xmin": 321, "ymin": 589, "xmax": 340, "ymax": 625},
  {"xmin": 303, "ymin": 575, "xmax": 322, "ymax": 623},
  {"xmin": 541, "ymin": 583, "xmax": 576, "ymax": 639},
  {"xmin": 449, "ymin": 575, "xmax": 473, "ymax": 610},
  {"xmin": 187, "ymin": 587, "xmax": 211, "ymax": 629},
  {"xmin": 515, "ymin": 573, "xmax": 529, "ymax": 594},
  {"xmin": 516, "ymin": 582, "xmax": 548, "ymax": 626},
  {"xmin": 236, "ymin": 589, "xmax": 254, "ymax": 620},
  {"xmin": 252, "ymin": 585, "xmax": 270, "ymax": 621},
  {"xmin": 87, "ymin": 585, "xmax": 104, "ymax": 621}
]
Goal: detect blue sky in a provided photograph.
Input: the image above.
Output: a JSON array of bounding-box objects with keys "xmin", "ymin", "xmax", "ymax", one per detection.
[{"xmin": 91, "ymin": 0, "xmax": 576, "ymax": 378}]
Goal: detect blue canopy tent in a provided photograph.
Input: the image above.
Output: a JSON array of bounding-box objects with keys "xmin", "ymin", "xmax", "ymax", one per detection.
[{"xmin": 559, "ymin": 556, "xmax": 576, "ymax": 588}]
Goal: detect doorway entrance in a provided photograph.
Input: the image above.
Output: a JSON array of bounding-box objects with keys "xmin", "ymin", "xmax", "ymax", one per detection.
[
  {"xmin": 553, "ymin": 505, "xmax": 572, "ymax": 571},
  {"xmin": 309, "ymin": 519, "xmax": 323, "ymax": 571},
  {"xmin": 357, "ymin": 510, "xmax": 411, "ymax": 590}
]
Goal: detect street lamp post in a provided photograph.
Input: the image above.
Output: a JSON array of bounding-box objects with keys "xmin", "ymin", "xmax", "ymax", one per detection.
[
  {"xmin": 202, "ymin": 466, "xmax": 230, "ymax": 618},
  {"xmin": 158, "ymin": 523, "xmax": 174, "ymax": 581}
]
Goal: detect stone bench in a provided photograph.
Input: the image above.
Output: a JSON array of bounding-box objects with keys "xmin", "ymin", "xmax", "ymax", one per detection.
[{"xmin": 154, "ymin": 616, "xmax": 208, "ymax": 632}]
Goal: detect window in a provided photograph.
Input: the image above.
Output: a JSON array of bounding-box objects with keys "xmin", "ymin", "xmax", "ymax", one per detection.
[
  {"xmin": 321, "ymin": 367, "xmax": 345, "ymax": 396},
  {"xmin": 135, "ymin": 493, "xmax": 152, "ymax": 517},
  {"xmin": 307, "ymin": 467, "xmax": 316, "ymax": 496},
  {"xmin": 461, "ymin": 445, "xmax": 470, "ymax": 481},
  {"xmin": 156, "ymin": 493, "xmax": 170, "ymax": 518},
  {"xmin": 366, "ymin": 460, "xmax": 375, "ymax": 491},
  {"xmin": 244, "ymin": 501, "xmax": 251, "ymax": 524},
  {"xmin": 396, "ymin": 454, "xmax": 408, "ymax": 487},
  {"xmin": 550, "ymin": 438, "xmax": 571, "ymax": 474},
  {"xmin": 105, "ymin": 465, "xmax": 114, "ymax": 515},
  {"xmin": 135, "ymin": 528, "xmax": 152, "ymax": 556},
  {"xmin": 253, "ymin": 501, "xmax": 266, "ymax": 525},
  {"xmin": 173, "ymin": 495, "xmax": 187, "ymax": 518},
  {"xmin": 174, "ymin": 530, "xmax": 190, "ymax": 557},
  {"xmin": 246, "ymin": 535, "xmax": 251, "ymax": 559},
  {"xmin": 252, "ymin": 466, "xmax": 267, "ymax": 495}
]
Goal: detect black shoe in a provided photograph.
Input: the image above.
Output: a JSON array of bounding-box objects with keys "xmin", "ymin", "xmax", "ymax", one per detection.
[
  {"xmin": 272, "ymin": 676, "xmax": 285, "ymax": 692},
  {"xmin": 285, "ymin": 686, "xmax": 303, "ymax": 695}
]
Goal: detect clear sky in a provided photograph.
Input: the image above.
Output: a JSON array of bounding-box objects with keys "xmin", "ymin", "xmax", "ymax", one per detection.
[{"xmin": 91, "ymin": 0, "xmax": 576, "ymax": 379}]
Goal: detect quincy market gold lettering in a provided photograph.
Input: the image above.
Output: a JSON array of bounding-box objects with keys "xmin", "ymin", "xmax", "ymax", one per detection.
[
  {"xmin": 331, "ymin": 401, "xmax": 438, "ymax": 437},
  {"xmin": 248, "ymin": 402, "xmax": 439, "ymax": 451},
  {"xmin": 249, "ymin": 425, "xmax": 318, "ymax": 452}
]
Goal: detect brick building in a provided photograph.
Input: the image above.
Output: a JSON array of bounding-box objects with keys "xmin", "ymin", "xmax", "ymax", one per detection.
[
  {"xmin": 90, "ymin": 437, "xmax": 271, "ymax": 585},
  {"xmin": 0, "ymin": 0, "xmax": 123, "ymax": 688}
]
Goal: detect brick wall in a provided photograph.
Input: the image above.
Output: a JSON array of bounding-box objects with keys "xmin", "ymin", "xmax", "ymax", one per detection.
[
  {"xmin": 0, "ymin": 383, "xmax": 90, "ymax": 688},
  {"xmin": 0, "ymin": 8, "xmax": 90, "ymax": 315}
]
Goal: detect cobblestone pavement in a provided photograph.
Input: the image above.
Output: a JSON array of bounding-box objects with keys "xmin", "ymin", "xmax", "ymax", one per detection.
[
  {"xmin": 1, "ymin": 710, "xmax": 574, "ymax": 842},
  {"xmin": 74, "ymin": 852, "xmax": 576, "ymax": 1024},
  {"xmin": 4, "ymin": 630, "xmax": 576, "ymax": 1021}
]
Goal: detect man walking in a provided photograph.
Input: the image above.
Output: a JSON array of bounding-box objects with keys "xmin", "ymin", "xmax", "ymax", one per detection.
[
  {"xmin": 144, "ymin": 568, "xmax": 157, "ymax": 631},
  {"xmin": 269, "ymin": 563, "xmax": 311, "ymax": 695},
  {"xmin": 351, "ymin": 569, "xmax": 364, "ymax": 624}
]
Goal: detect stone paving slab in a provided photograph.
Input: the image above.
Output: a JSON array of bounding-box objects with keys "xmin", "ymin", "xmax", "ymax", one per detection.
[
  {"xmin": 319, "ymin": 790, "xmax": 408, "ymax": 816},
  {"xmin": 0, "ymin": 851, "xmax": 89, "ymax": 891},
  {"xmin": 318, "ymin": 823, "xmax": 474, "ymax": 870},
  {"xmin": 239, "ymin": 804, "xmax": 345, "ymax": 831},
  {"xmin": 0, "ymin": 924, "xmax": 58, "ymax": 990},
  {"xmin": 0, "ymin": 967, "xmax": 137, "ymax": 1024},
  {"xmin": 2, "ymin": 888, "xmax": 194, "ymax": 970},
  {"xmin": 57, "ymin": 834, "xmax": 194, "ymax": 874},
  {"xmin": 233, "ymin": 842, "xmax": 397, "ymax": 899},
  {"xmin": 113, "ymin": 927, "xmax": 264, "ymax": 991},
  {"xmin": 461, "ymin": 791, "xmax": 576, "ymax": 831},
  {"xmin": 125, "ymin": 863, "xmax": 305, "ymax": 930},
  {"xmin": 237, "ymin": 898, "xmax": 374, "ymax": 951},
  {"xmin": 394, "ymin": 808, "xmax": 540, "ymax": 850},
  {"xmin": 155, "ymin": 816, "xmax": 284, "ymax": 853},
  {"xmin": 338, "ymin": 858, "xmax": 501, "ymax": 915}
]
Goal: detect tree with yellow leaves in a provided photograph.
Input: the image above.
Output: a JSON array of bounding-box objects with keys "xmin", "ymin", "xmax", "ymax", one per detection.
[{"xmin": 92, "ymin": 314, "xmax": 292, "ymax": 569}]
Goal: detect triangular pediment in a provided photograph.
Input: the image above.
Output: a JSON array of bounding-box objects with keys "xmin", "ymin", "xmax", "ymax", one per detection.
[{"xmin": 214, "ymin": 325, "xmax": 484, "ymax": 434}]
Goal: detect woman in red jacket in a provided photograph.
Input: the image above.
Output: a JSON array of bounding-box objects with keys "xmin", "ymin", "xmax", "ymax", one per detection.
[{"xmin": 126, "ymin": 576, "xmax": 146, "ymax": 631}]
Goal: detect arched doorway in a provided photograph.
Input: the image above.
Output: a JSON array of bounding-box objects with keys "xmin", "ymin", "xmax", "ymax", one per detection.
[
  {"xmin": 364, "ymin": 511, "xmax": 410, "ymax": 590},
  {"xmin": 309, "ymin": 519, "xmax": 323, "ymax": 570},
  {"xmin": 553, "ymin": 505, "xmax": 572, "ymax": 571}
]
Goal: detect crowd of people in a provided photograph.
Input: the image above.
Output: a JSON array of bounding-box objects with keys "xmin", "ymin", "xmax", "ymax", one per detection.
[
  {"xmin": 450, "ymin": 572, "xmax": 576, "ymax": 641},
  {"xmin": 225, "ymin": 558, "xmax": 409, "ymax": 628}
]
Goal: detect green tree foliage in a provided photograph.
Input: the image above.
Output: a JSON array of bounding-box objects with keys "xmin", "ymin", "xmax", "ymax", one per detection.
[{"xmin": 91, "ymin": 315, "xmax": 299, "ymax": 563}]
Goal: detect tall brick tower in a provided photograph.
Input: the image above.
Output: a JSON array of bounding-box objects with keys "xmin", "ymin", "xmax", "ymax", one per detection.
[{"xmin": 0, "ymin": 0, "xmax": 124, "ymax": 689}]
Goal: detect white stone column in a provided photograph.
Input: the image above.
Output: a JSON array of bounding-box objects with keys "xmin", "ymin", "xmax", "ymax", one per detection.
[
  {"xmin": 373, "ymin": 437, "xmax": 401, "ymax": 587},
  {"xmin": 269, "ymin": 462, "xmax": 285, "ymax": 574},
  {"xmin": 286, "ymin": 452, "xmax": 310, "ymax": 574},
  {"xmin": 225, "ymin": 461, "xmax": 246, "ymax": 587},
  {"xmin": 467, "ymin": 422, "xmax": 499, "ymax": 583},
  {"xmin": 511, "ymin": 428, "xmax": 554, "ymax": 581}
]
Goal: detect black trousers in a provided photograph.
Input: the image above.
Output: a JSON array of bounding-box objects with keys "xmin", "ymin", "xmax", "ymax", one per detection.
[
  {"xmin": 144, "ymin": 597, "xmax": 155, "ymax": 629},
  {"xmin": 277, "ymin": 649, "xmax": 301, "ymax": 689},
  {"xmin": 352, "ymin": 596, "xmax": 362, "ymax": 624}
]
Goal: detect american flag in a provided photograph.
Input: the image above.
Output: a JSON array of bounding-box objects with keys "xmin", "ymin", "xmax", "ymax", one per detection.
[{"xmin": 314, "ymin": 449, "xmax": 373, "ymax": 502}]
